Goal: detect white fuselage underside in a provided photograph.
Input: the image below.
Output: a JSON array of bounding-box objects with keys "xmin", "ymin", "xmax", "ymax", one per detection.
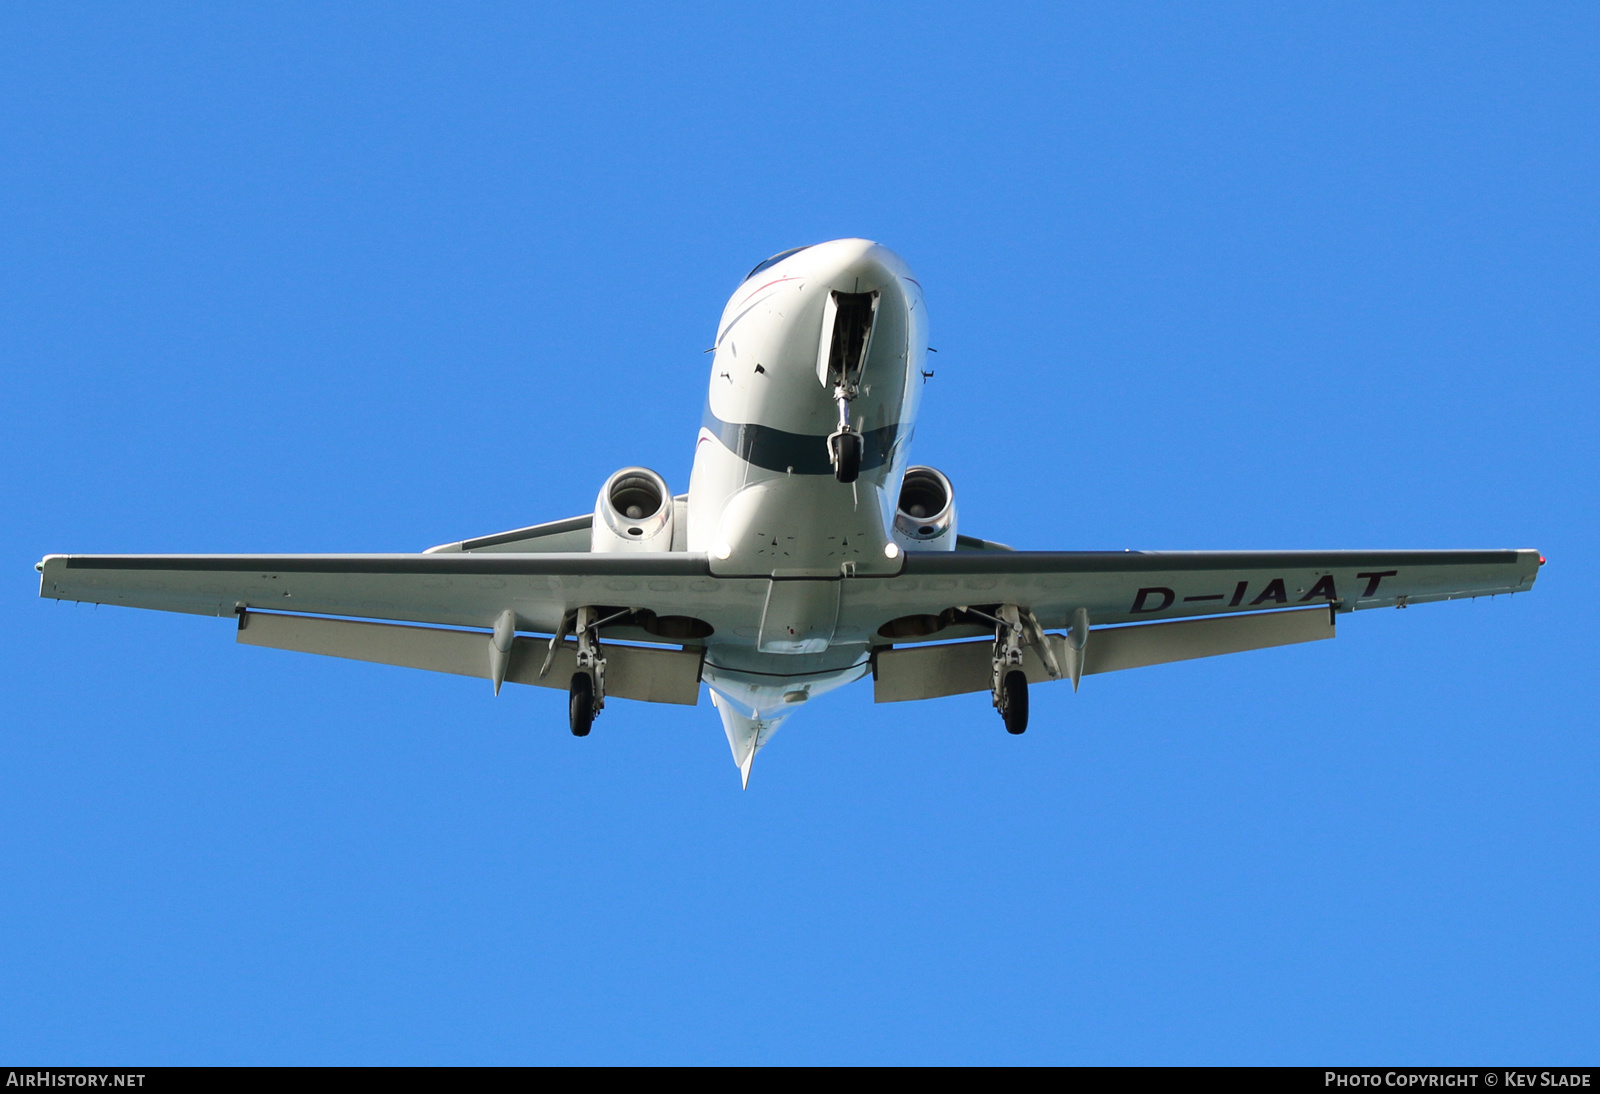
[{"xmin": 685, "ymin": 239, "xmax": 928, "ymax": 751}]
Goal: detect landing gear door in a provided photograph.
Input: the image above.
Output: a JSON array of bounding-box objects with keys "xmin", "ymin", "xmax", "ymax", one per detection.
[{"xmin": 816, "ymin": 290, "xmax": 880, "ymax": 390}]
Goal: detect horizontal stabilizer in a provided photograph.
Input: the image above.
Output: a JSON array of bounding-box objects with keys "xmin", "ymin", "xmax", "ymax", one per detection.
[
  {"xmin": 873, "ymin": 606, "xmax": 1333, "ymax": 703},
  {"xmin": 424, "ymin": 514, "xmax": 592, "ymax": 554},
  {"xmin": 237, "ymin": 610, "xmax": 702, "ymax": 705}
]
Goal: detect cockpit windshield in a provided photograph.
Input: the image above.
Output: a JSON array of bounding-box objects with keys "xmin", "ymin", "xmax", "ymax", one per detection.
[{"xmin": 743, "ymin": 246, "xmax": 811, "ymax": 283}]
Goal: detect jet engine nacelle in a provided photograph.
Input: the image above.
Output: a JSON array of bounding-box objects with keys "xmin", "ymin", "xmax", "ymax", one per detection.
[
  {"xmin": 592, "ymin": 467, "xmax": 675, "ymax": 553},
  {"xmin": 893, "ymin": 466, "xmax": 957, "ymax": 552}
]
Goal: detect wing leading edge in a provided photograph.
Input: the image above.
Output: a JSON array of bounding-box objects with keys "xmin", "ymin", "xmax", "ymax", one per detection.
[
  {"xmin": 37, "ymin": 548, "xmax": 1538, "ymax": 634},
  {"xmin": 842, "ymin": 549, "xmax": 1540, "ymax": 636},
  {"xmin": 35, "ymin": 552, "xmax": 723, "ymax": 634}
]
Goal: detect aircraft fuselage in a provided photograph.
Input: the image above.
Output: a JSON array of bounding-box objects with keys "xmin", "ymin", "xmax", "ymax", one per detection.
[{"xmin": 685, "ymin": 240, "xmax": 930, "ymax": 761}]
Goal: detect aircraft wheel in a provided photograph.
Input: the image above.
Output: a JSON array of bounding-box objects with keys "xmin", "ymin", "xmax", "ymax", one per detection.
[
  {"xmin": 569, "ymin": 672, "xmax": 594, "ymax": 737},
  {"xmin": 1002, "ymin": 670, "xmax": 1029, "ymax": 735},
  {"xmin": 834, "ymin": 432, "xmax": 861, "ymax": 484}
]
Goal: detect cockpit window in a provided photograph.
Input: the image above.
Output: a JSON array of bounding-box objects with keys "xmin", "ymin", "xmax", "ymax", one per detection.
[{"xmin": 744, "ymin": 246, "xmax": 811, "ymax": 283}]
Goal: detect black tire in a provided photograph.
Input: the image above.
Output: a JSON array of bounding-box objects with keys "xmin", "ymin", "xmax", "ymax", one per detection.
[
  {"xmin": 834, "ymin": 432, "xmax": 862, "ymax": 484},
  {"xmin": 569, "ymin": 672, "xmax": 594, "ymax": 737},
  {"xmin": 1002, "ymin": 670, "xmax": 1029, "ymax": 735}
]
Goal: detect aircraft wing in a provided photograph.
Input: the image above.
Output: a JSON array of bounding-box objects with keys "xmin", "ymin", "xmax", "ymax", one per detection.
[
  {"xmin": 35, "ymin": 552, "xmax": 740, "ymax": 633},
  {"xmin": 35, "ymin": 551, "xmax": 744, "ymax": 705},
  {"xmin": 840, "ymin": 548, "xmax": 1541, "ymax": 634},
  {"xmin": 853, "ymin": 547, "xmax": 1540, "ymax": 702},
  {"xmin": 37, "ymin": 547, "xmax": 1539, "ymax": 636},
  {"xmin": 36, "ymin": 547, "xmax": 1539, "ymax": 703}
]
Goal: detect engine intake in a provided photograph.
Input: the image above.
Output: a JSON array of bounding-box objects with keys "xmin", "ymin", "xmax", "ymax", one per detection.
[
  {"xmin": 592, "ymin": 467, "xmax": 675, "ymax": 553},
  {"xmin": 892, "ymin": 466, "xmax": 957, "ymax": 551}
]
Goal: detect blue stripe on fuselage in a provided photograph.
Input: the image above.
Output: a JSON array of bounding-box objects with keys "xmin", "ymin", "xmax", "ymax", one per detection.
[{"xmin": 701, "ymin": 405, "xmax": 901, "ymax": 476}]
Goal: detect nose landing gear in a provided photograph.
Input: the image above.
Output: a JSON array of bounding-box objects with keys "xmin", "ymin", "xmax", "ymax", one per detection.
[
  {"xmin": 818, "ymin": 289, "xmax": 877, "ymax": 485},
  {"xmin": 829, "ymin": 424, "xmax": 862, "ymax": 484}
]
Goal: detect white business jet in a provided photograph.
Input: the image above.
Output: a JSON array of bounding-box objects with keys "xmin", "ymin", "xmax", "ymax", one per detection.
[{"xmin": 37, "ymin": 239, "xmax": 1543, "ymax": 787}]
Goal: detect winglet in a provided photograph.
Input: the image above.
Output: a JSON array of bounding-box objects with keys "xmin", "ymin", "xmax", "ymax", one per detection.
[{"xmin": 740, "ymin": 747, "xmax": 755, "ymax": 791}]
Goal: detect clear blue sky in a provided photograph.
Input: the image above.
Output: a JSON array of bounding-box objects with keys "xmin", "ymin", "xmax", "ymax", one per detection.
[{"xmin": 2, "ymin": 3, "xmax": 1595, "ymax": 1065}]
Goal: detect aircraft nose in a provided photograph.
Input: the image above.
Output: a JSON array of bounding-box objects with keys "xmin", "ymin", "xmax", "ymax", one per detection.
[{"xmin": 798, "ymin": 238, "xmax": 904, "ymax": 295}]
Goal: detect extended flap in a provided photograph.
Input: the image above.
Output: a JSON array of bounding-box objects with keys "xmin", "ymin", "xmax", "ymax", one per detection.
[
  {"xmin": 237, "ymin": 610, "xmax": 702, "ymax": 705},
  {"xmin": 873, "ymin": 607, "xmax": 1333, "ymax": 703}
]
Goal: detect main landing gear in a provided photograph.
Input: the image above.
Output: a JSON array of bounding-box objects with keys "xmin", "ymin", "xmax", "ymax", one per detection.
[
  {"xmin": 569, "ymin": 606, "xmax": 608, "ymax": 736},
  {"xmin": 541, "ymin": 606, "xmax": 613, "ymax": 737},
  {"xmin": 991, "ymin": 604, "xmax": 1030, "ymax": 734},
  {"xmin": 981, "ymin": 603, "xmax": 1064, "ymax": 735},
  {"xmin": 568, "ymin": 672, "xmax": 595, "ymax": 737},
  {"xmin": 999, "ymin": 669, "xmax": 1029, "ymax": 735}
]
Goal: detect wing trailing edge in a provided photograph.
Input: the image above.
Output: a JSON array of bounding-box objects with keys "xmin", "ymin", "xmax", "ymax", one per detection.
[
  {"xmin": 236, "ymin": 609, "xmax": 703, "ymax": 705},
  {"xmin": 872, "ymin": 606, "xmax": 1335, "ymax": 703}
]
